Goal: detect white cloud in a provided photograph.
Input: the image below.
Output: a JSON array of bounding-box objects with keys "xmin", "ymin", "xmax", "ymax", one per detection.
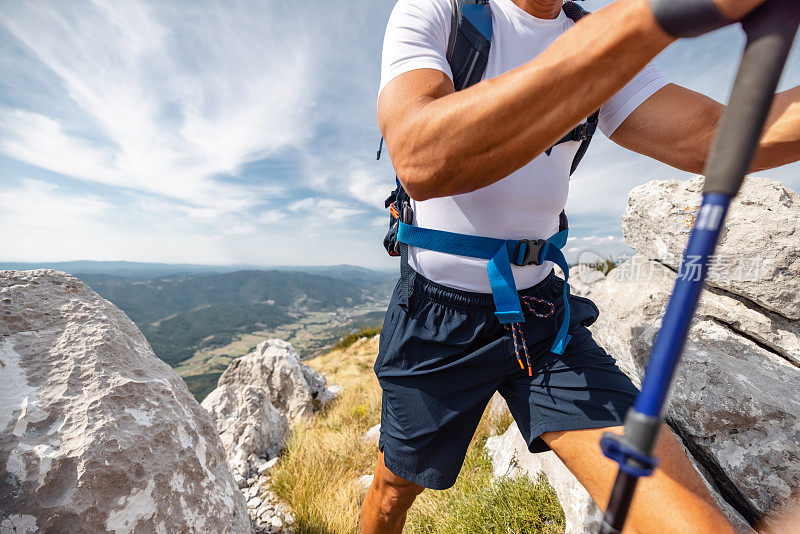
[
  {"xmin": 0, "ymin": 0, "xmax": 319, "ymax": 212},
  {"xmin": 1, "ymin": 0, "xmax": 799, "ymax": 268},
  {"xmin": 288, "ymin": 198, "xmax": 364, "ymax": 221},
  {"xmin": 0, "ymin": 179, "xmax": 112, "ymax": 226},
  {"xmin": 347, "ymin": 166, "xmax": 394, "ymax": 208}
]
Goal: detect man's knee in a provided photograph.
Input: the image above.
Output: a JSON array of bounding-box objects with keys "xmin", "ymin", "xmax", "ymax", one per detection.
[{"xmin": 371, "ymin": 471, "xmax": 424, "ymax": 519}]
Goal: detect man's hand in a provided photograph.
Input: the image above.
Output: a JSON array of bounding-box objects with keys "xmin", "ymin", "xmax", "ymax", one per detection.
[{"xmin": 712, "ymin": 0, "xmax": 769, "ymax": 21}]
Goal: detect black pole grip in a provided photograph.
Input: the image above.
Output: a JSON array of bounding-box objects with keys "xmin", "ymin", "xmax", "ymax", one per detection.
[
  {"xmin": 703, "ymin": 0, "xmax": 800, "ymax": 196},
  {"xmin": 648, "ymin": 0, "xmax": 732, "ymax": 38}
]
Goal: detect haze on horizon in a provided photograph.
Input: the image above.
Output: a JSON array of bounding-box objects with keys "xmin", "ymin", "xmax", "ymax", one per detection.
[{"xmin": 1, "ymin": 0, "xmax": 799, "ymax": 269}]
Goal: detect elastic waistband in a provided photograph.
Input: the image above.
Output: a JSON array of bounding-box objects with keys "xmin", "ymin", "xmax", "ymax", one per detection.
[{"xmin": 408, "ymin": 268, "xmax": 560, "ymax": 312}]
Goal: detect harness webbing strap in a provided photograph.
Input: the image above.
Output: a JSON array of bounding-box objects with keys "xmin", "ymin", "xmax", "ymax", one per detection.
[
  {"xmin": 398, "ymin": 222, "xmax": 573, "ymax": 355},
  {"xmin": 399, "ymin": 240, "xmax": 410, "ymax": 309}
]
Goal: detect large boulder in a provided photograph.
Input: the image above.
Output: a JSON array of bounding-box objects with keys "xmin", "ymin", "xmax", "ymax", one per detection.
[
  {"xmin": 202, "ymin": 339, "xmax": 340, "ymax": 478},
  {"xmin": 574, "ymin": 259, "xmax": 800, "ymax": 525},
  {"xmin": 564, "ymin": 175, "xmax": 800, "ymax": 527},
  {"xmin": 201, "ymin": 339, "xmax": 339, "ymax": 533},
  {"xmin": 215, "ymin": 339, "xmax": 338, "ymax": 423},
  {"xmin": 0, "ymin": 270, "xmax": 250, "ymax": 533},
  {"xmin": 622, "ymin": 176, "xmax": 800, "ymax": 320}
]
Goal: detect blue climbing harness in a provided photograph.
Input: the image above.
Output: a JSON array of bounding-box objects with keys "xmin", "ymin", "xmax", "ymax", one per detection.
[{"xmin": 397, "ymin": 222, "xmax": 573, "ymax": 355}]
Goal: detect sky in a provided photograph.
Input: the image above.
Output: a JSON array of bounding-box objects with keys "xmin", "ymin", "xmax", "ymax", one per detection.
[{"xmin": 0, "ymin": 0, "xmax": 798, "ymax": 269}]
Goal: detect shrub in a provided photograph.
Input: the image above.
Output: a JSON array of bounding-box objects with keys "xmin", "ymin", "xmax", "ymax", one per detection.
[{"xmin": 332, "ymin": 327, "xmax": 381, "ymax": 351}]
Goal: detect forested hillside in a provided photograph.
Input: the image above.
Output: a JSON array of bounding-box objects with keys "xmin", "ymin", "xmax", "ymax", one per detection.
[{"xmin": 80, "ymin": 270, "xmax": 372, "ymax": 325}]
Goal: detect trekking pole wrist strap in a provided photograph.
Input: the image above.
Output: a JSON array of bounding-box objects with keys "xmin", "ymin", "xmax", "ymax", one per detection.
[{"xmin": 648, "ymin": 0, "xmax": 733, "ymax": 38}]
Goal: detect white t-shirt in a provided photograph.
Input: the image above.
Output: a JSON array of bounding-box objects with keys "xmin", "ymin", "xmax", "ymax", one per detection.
[{"xmin": 379, "ymin": 0, "xmax": 668, "ymax": 292}]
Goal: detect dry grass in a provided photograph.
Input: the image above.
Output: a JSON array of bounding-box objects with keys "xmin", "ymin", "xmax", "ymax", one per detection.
[{"xmin": 271, "ymin": 336, "xmax": 565, "ymax": 534}]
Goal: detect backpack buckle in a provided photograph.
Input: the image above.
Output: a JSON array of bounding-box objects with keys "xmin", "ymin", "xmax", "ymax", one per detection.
[
  {"xmin": 572, "ymin": 121, "xmax": 597, "ymax": 141},
  {"xmin": 513, "ymin": 239, "xmax": 545, "ymax": 266}
]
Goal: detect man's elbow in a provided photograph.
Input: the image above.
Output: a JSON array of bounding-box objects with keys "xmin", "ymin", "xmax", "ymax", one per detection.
[
  {"xmin": 397, "ymin": 172, "xmax": 438, "ymax": 202},
  {"xmin": 395, "ymin": 159, "xmax": 451, "ymax": 202}
]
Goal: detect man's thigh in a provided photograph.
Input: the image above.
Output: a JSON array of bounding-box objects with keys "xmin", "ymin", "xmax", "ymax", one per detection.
[
  {"xmin": 500, "ymin": 322, "xmax": 639, "ymax": 453},
  {"xmin": 541, "ymin": 425, "xmax": 737, "ymax": 534}
]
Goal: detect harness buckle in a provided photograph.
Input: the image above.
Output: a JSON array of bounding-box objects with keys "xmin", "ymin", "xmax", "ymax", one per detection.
[{"xmin": 513, "ymin": 239, "xmax": 545, "ymax": 266}]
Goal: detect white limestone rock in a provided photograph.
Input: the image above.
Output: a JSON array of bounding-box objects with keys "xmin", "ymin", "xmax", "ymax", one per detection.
[
  {"xmin": 202, "ymin": 385, "xmax": 289, "ymax": 479},
  {"xmin": 359, "ymin": 423, "xmax": 381, "ymax": 446},
  {"xmin": 258, "ymin": 457, "xmax": 279, "ymax": 475},
  {"xmin": 203, "ymin": 338, "xmax": 339, "ymax": 482},
  {"xmin": 486, "ymin": 391, "xmax": 511, "ymax": 422},
  {"xmin": 623, "ymin": 176, "xmax": 800, "ymax": 320},
  {"xmin": 580, "ymin": 256, "xmax": 800, "ymax": 522},
  {"xmin": 217, "ymin": 339, "xmax": 339, "ymax": 423},
  {"xmin": 355, "ymin": 474, "xmax": 374, "ymax": 498},
  {"xmin": 0, "ymin": 270, "xmax": 251, "ymax": 533}
]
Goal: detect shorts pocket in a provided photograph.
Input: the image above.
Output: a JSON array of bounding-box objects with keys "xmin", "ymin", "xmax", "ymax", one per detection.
[{"xmin": 568, "ymin": 292, "xmax": 600, "ymax": 327}]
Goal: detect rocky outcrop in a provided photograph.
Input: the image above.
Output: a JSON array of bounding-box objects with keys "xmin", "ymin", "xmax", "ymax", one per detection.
[
  {"xmin": 360, "ymin": 423, "xmax": 381, "ymax": 446},
  {"xmin": 622, "ymin": 176, "xmax": 800, "ymax": 320},
  {"xmin": 236, "ymin": 461, "xmax": 295, "ymax": 534},
  {"xmin": 202, "ymin": 339, "xmax": 340, "ymax": 533},
  {"xmin": 202, "ymin": 339, "xmax": 339, "ymax": 478},
  {"xmin": 0, "ymin": 270, "xmax": 250, "ymax": 533},
  {"xmin": 574, "ymin": 176, "xmax": 800, "ymax": 526},
  {"xmin": 202, "ymin": 385, "xmax": 290, "ymax": 482},
  {"xmin": 215, "ymin": 339, "xmax": 339, "ymax": 423},
  {"xmin": 484, "ymin": 176, "xmax": 800, "ymax": 531},
  {"xmin": 574, "ymin": 258, "xmax": 800, "ymax": 525}
]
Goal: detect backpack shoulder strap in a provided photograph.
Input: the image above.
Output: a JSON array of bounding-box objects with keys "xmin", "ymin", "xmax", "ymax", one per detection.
[
  {"xmin": 562, "ymin": 1, "xmax": 589, "ymax": 22},
  {"xmin": 561, "ymin": 1, "xmax": 599, "ymax": 176},
  {"xmin": 447, "ymin": 0, "xmax": 492, "ymax": 91}
]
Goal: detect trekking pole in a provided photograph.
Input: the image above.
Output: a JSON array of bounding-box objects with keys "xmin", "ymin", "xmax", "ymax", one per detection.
[{"xmin": 598, "ymin": 2, "xmax": 800, "ymax": 533}]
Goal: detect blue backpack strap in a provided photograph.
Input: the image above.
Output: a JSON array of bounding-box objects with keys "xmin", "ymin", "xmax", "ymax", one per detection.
[
  {"xmin": 390, "ymin": 0, "xmax": 493, "ymax": 309},
  {"xmin": 447, "ymin": 0, "xmax": 492, "ymax": 90}
]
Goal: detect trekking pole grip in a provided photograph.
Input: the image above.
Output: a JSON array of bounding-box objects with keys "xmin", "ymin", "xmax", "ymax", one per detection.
[{"xmin": 702, "ymin": 0, "xmax": 800, "ymax": 197}]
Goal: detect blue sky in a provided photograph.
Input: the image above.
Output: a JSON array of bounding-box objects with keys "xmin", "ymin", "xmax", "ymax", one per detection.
[{"xmin": 1, "ymin": 0, "xmax": 798, "ymax": 268}]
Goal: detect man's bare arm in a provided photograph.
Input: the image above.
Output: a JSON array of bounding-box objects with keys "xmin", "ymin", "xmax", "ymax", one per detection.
[
  {"xmin": 610, "ymin": 83, "xmax": 800, "ymax": 173},
  {"xmin": 377, "ymin": 0, "xmax": 763, "ymax": 201}
]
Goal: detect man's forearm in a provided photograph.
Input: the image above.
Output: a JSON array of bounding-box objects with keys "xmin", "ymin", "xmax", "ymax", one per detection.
[
  {"xmin": 751, "ymin": 86, "xmax": 800, "ymax": 171},
  {"xmin": 380, "ymin": 0, "xmax": 674, "ymax": 201}
]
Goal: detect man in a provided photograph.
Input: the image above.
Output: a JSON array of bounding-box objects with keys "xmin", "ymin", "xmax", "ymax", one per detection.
[{"xmin": 364, "ymin": 0, "xmax": 800, "ymax": 532}]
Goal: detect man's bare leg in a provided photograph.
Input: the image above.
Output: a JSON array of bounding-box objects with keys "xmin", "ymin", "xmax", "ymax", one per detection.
[
  {"xmin": 360, "ymin": 451, "xmax": 425, "ymax": 534},
  {"xmin": 542, "ymin": 424, "xmax": 736, "ymax": 534}
]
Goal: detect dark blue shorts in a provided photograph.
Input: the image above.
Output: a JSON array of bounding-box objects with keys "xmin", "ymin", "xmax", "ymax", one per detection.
[{"xmin": 375, "ymin": 269, "xmax": 639, "ymax": 490}]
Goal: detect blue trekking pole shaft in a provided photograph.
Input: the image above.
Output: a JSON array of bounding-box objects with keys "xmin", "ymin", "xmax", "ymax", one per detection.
[{"xmin": 599, "ymin": 2, "xmax": 800, "ymax": 533}]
